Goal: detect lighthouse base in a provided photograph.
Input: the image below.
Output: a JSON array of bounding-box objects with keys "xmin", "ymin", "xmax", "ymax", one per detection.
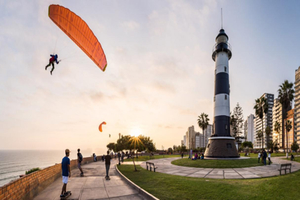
[{"xmin": 204, "ymin": 137, "xmax": 240, "ymax": 158}]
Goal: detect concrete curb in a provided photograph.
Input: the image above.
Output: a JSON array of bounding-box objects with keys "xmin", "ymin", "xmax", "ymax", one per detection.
[{"xmin": 115, "ymin": 164, "xmax": 159, "ymax": 200}]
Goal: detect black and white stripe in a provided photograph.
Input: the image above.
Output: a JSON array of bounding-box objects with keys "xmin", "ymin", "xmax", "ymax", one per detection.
[{"xmin": 213, "ymin": 30, "xmax": 231, "ymax": 137}]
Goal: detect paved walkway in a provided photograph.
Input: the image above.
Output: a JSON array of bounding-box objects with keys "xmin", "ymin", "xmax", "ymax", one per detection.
[
  {"xmin": 34, "ymin": 159, "xmax": 147, "ymax": 200},
  {"xmin": 140, "ymin": 156, "xmax": 300, "ymax": 179}
]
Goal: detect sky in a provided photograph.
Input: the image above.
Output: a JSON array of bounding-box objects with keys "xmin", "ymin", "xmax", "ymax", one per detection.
[{"xmin": 1, "ymin": 0, "xmax": 300, "ymax": 154}]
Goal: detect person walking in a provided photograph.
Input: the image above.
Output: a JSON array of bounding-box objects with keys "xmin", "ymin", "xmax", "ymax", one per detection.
[
  {"xmin": 181, "ymin": 152, "xmax": 184, "ymax": 159},
  {"xmin": 268, "ymin": 152, "xmax": 272, "ymax": 165},
  {"xmin": 262, "ymin": 149, "xmax": 267, "ymax": 165},
  {"xmin": 60, "ymin": 149, "xmax": 71, "ymax": 198},
  {"xmin": 118, "ymin": 151, "xmax": 121, "ymax": 165},
  {"xmin": 105, "ymin": 151, "xmax": 112, "ymax": 180},
  {"xmin": 77, "ymin": 149, "xmax": 84, "ymax": 176},
  {"xmin": 258, "ymin": 152, "xmax": 261, "ymax": 163},
  {"xmin": 121, "ymin": 151, "xmax": 124, "ymax": 163}
]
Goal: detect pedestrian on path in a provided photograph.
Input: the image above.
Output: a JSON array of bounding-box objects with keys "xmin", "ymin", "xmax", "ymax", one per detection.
[
  {"xmin": 258, "ymin": 152, "xmax": 261, "ymax": 163},
  {"xmin": 121, "ymin": 151, "xmax": 124, "ymax": 163},
  {"xmin": 268, "ymin": 152, "xmax": 272, "ymax": 165},
  {"xmin": 291, "ymin": 154, "xmax": 295, "ymax": 161},
  {"xmin": 181, "ymin": 152, "xmax": 183, "ymax": 158},
  {"xmin": 105, "ymin": 151, "xmax": 112, "ymax": 180},
  {"xmin": 77, "ymin": 149, "xmax": 84, "ymax": 176},
  {"xmin": 61, "ymin": 149, "xmax": 71, "ymax": 198},
  {"xmin": 118, "ymin": 151, "xmax": 121, "ymax": 165},
  {"xmin": 262, "ymin": 149, "xmax": 267, "ymax": 165}
]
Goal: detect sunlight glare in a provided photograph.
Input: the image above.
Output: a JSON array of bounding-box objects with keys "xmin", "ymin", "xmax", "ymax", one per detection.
[{"xmin": 130, "ymin": 128, "xmax": 142, "ymax": 137}]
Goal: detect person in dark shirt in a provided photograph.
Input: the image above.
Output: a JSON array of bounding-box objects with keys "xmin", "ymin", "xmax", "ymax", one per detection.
[
  {"xmin": 105, "ymin": 151, "xmax": 112, "ymax": 180},
  {"xmin": 45, "ymin": 54, "xmax": 59, "ymax": 75},
  {"xmin": 77, "ymin": 149, "xmax": 84, "ymax": 176},
  {"xmin": 61, "ymin": 149, "xmax": 71, "ymax": 198}
]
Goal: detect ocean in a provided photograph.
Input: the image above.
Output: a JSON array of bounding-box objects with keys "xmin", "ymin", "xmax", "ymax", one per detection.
[{"xmin": 0, "ymin": 149, "xmax": 100, "ymax": 187}]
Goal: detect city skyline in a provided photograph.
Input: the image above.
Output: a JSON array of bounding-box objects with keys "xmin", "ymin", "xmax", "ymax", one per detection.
[{"xmin": 1, "ymin": 0, "xmax": 300, "ymax": 153}]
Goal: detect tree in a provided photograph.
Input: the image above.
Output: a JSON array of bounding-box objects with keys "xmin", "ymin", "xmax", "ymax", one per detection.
[
  {"xmin": 231, "ymin": 103, "xmax": 244, "ymax": 147},
  {"xmin": 256, "ymin": 130, "xmax": 263, "ymax": 149},
  {"xmin": 278, "ymin": 80, "xmax": 294, "ymax": 153},
  {"xmin": 254, "ymin": 97, "xmax": 268, "ymax": 148},
  {"xmin": 107, "ymin": 142, "xmax": 116, "ymax": 151},
  {"xmin": 181, "ymin": 145, "xmax": 187, "ymax": 153},
  {"xmin": 267, "ymin": 141, "xmax": 275, "ymax": 153},
  {"xmin": 242, "ymin": 141, "xmax": 253, "ymax": 149},
  {"xmin": 265, "ymin": 126, "xmax": 271, "ymax": 147},
  {"xmin": 273, "ymin": 141, "xmax": 279, "ymax": 152},
  {"xmin": 285, "ymin": 120, "xmax": 292, "ymax": 153},
  {"xmin": 291, "ymin": 141, "xmax": 299, "ymax": 152},
  {"xmin": 197, "ymin": 113, "xmax": 210, "ymax": 147},
  {"xmin": 167, "ymin": 147, "xmax": 173, "ymax": 154},
  {"xmin": 274, "ymin": 121, "xmax": 281, "ymax": 145}
]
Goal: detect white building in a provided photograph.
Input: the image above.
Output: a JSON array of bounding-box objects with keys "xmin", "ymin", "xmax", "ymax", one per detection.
[
  {"xmin": 254, "ymin": 93, "xmax": 274, "ymax": 149},
  {"xmin": 246, "ymin": 114, "xmax": 255, "ymax": 144},
  {"xmin": 203, "ymin": 125, "xmax": 213, "ymax": 147}
]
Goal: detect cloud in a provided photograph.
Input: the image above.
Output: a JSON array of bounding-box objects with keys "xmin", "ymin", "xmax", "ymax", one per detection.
[{"xmin": 122, "ymin": 20, "xmax": 140, "ymax": 31}]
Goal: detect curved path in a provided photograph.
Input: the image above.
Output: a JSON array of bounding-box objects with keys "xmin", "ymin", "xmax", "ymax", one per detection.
[
  {"xmin": 34, "ymin": 159, "xmax": 148, "ymax": 200},
  {"xmin": 140, "ymin": 157, "xmax": 300, "ymax": 179}
]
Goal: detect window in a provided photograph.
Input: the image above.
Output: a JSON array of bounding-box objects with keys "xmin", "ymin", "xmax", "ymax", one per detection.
[
  {"xmin": 224, "ymin": 66, "xmax": 227, "ymax": 72},
  {"xmin": 225, "ymin": 95, "xmax": 227, "ymax": 100},
  {"xmin": 225, "ymin": 125, "xmax": 228, "ymax": 130}
]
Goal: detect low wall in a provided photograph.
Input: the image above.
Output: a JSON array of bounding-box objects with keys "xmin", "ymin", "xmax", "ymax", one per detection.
[{"xmin": 0, "ymin": 156, "xmax": 100, "ymax": 200}]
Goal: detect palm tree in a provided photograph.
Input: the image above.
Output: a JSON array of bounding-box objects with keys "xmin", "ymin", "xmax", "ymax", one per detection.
[
  {"xmin": 254, "ymin": 97, "xmax": 268, "ymax": 148},
  {"xmin": 257, "ymin": 130, "xmax": 263, "ymax": 148},
  {"xmin": 278, "ymin": 80, "xmax": 294, "ymax": 153},
  {"xmin": 265, "ymin": 126, "xmax": 271, "ymax": 148},
  {"xmin": 197, "ymin": 113, "xmax": 210, "ymax": 147},
  {"xmin": 274, "ymin": 121, "xmax": 281, "ymax": 143},
  {"xmin": 285, "ymin": 120, "xmax": 292, "ymax": 155}
]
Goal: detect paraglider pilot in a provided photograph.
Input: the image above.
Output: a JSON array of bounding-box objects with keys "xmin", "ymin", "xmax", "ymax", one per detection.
[{"xmin": 45, "ymin": 54, "xmax": 59, "ymax": 75}]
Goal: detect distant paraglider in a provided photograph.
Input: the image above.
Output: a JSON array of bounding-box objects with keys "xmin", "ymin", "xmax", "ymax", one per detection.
[
  {"xmin": 99, "ymin": 122, "xmax": 106, "ymax": 132},
  {"xmin": 48, "ymin": 4, "xmax": 107, "ymax": 71},
  {"xmin": 45, "ymin": 54, "xmax": 60, "ymax": 75}
]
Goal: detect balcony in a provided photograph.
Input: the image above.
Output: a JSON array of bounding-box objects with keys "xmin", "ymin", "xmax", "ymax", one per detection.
[{"xmin": 212, "ymin": 42, "xmax": 232, "ymax": 61}]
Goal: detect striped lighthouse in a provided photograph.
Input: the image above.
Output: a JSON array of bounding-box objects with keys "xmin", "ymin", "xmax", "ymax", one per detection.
[{"xmin": 204, "ymin": 29, "xmax": 239, "ymax": 158}]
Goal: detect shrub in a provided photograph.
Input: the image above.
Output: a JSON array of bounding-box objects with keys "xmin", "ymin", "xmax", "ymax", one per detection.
[{"xmin": 25, "ymin": 167, "xmax": 41, "ymax": 175}]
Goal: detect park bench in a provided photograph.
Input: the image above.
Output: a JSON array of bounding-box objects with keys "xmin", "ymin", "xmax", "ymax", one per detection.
[
  {"xmin": 146, "ymin": 162, "xmax": 158, "ymax": 172},
  {"xmin": 278, "ymin": 163, "xmax": 292, "ymax": 175}
]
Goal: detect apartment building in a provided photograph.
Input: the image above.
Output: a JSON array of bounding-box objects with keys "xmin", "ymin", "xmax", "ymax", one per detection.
[{"xmin": 254, "ymin": 93, "xmax": 274, "ymax": 149}]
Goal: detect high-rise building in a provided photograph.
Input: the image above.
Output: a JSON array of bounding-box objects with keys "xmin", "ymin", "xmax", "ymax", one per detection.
[
  {"xmin": 186, "ymin": 126, "xmax": 196, "ymax": 149},
  {"xmin": 285, "ymin": 109, "xmax": 295, "ymax": 151},
  {"xmin": 245, "ymin": 114, "xmax": 255, "ymax": 144},
  {"xmin": 254, "ymin": 93, "xmax": 274, "ymax": 149},
  {"xmin": 195, "ymin": 133, "xmax": 200, "ymax": 148},
  {"xmin": 183, "ymin": 135, "xmax": 186, "ymax": 147},
  {"xmin": 295, "ymin": 66, "xmax": 300, "ymax": 145},
  {"xmin": 203, "ymin": 125, "xmax": 212, "ymax": 147},
  {"xmin": 272, "ymin": 98, "xmax": 283, "ymax": 148}
]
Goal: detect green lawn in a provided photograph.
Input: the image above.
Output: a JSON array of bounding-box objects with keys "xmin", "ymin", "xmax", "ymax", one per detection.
[
  {"xmin": 172, "ymin": 158, "xmax": 263, "ymax": 168},
  {"xmin": 118, "ymin": 165, "xmax": 300, "ymax": 200},
  {"xmin": 124, "ymin": 154, "xmax": 185, "ymax": 162}
]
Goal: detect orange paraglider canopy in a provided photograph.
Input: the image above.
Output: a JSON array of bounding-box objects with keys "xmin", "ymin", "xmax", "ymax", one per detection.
[
  {"xmin": 48, "ymin": 4, "xmax": 107, "ymax": 71},
  {"xmin": 99, "ymin": 122, "xmax": 106, "ymax": 132}
]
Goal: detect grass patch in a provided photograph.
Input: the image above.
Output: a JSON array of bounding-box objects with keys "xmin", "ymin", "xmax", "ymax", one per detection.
[
  {"xmin": 118, "ymin": 165, "xmax": 300, "ymax": 200},
  {"xmin": 124, "ymin": 154, "xmax": 185, "ymax": 162},
  {"xmin": 172, "ymin": 158, "xmax": 263, "ymax": 168},
  {"xmin": 25, "ymin": 167, "xmax": 41, "ymax": 175}
]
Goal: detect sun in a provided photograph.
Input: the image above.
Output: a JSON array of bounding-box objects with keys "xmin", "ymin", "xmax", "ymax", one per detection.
[{"xmin": 129, "ymin": 128, "xmax": 142, "ymax": 137}]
